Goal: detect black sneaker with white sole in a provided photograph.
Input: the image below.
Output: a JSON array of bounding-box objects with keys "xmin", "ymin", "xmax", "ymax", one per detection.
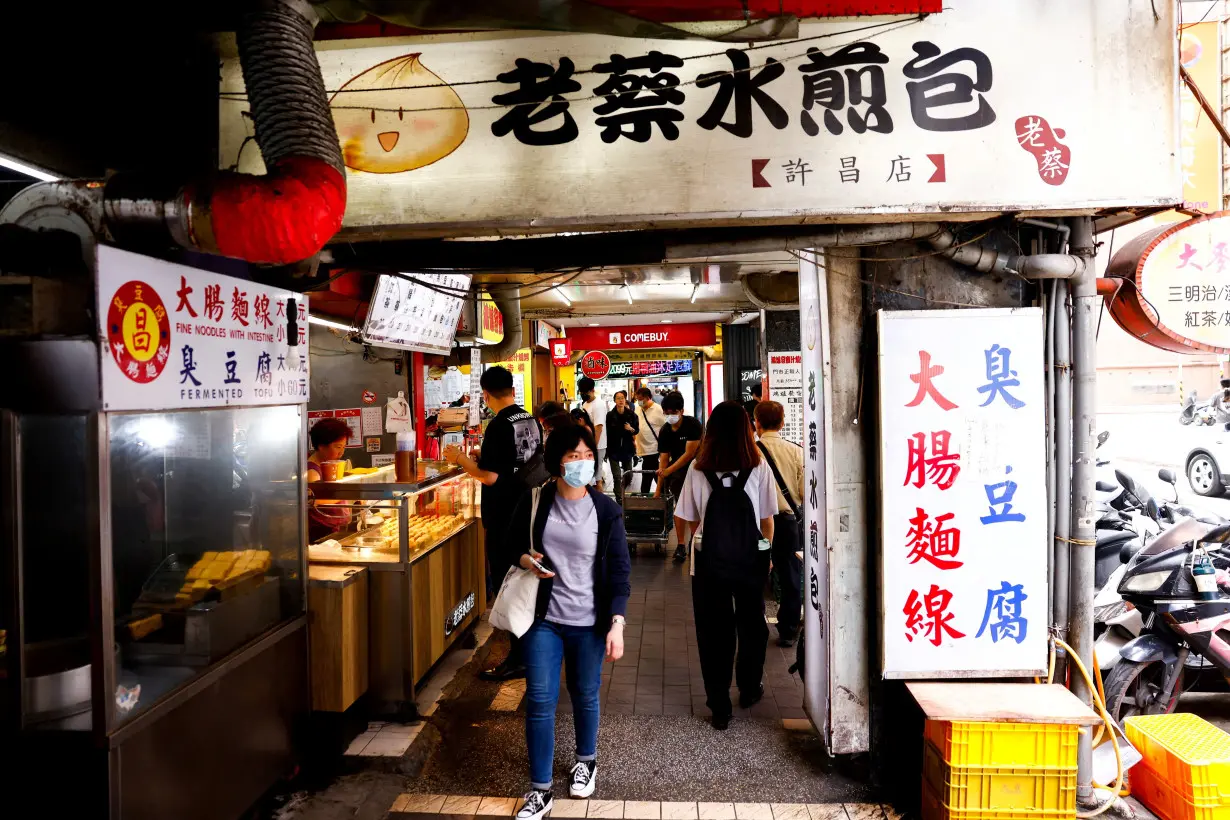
[
  {"xmin": 569, "ymin": 761, "xmax": 597, "ymax": 798},
  {"xmin": 517, "ymin": 789, "xmax": 553, "ymax": 820}
]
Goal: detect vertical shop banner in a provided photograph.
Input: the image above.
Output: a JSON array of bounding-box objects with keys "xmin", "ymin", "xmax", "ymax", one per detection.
[
  {"xmin": 97, "ymin": 246, "xmax": 308, "ymax": 411},
  {"xmin": 877, "ymin": 308, "xmax": 1046, "ymax": 678},
  {"xmin": 1178, "ymin": 22, "xmax": 1221, "ymax": 212},
  {"xmin": 469, "ymin": 349, "xmax": 482, "ymax": 428},
  {"xmin": 767, "ymin": 351, "xmax": 804, "ymax": 445},
  {"xmin": 798, "ymin": 252, "xmax": 829, "ymax": 746},
  {"xmin": 492, "ymin": 349, "xmax": 531, "ymax": 408}
]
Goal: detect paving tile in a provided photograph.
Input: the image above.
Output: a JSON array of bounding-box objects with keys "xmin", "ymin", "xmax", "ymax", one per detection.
[
  {"xmin": 359, "ymin": 736, "xmax": 413, "ymax": 757},
  {"xmin": 734, "ymin": 804, "xmax": 772, "ymax": 820},
  {"xmin": 624, "ymin": 801, "xmax": 661, "ymax": 819},
  {"xmin": 604, "ymin": 701, "xmax": 634, "ymax": 715},
  {"xmin": 663, "ymin": 685, "xmax": 692, "ymax": 705},
  {"xmin": 344, "ymin": 731, "xmax": 376, "ymax": 755},
  {"xmin": 551, "ymin": 800, "xmax": 590, "ymax": 818},
  {"xmin": 379, "ymin": 723, "xmax": 423, "ymax": 737},
  {"xmin": 805, "ymin": 806, "xmax": 846, "ymax": 820},
  {"xmin": 588, "ymin": 800, "xmax": 625, "ymax": 819},
  {"xmin": 661, "ymin": 803, "xmax": 698, "ymax": 820},
  {"xmin": 607, "ymin": 686, "xmax": 636, "ymax": 705},
  {"xmin": 477, "ymin": 797, "xmax": 519, "ymax": 816},
  {"xmin": 441, "ymin": 796, "xmax": 483, "ymax": 814},
  {"xmin": 779, "ymin": 707, "xmax": 807, "ymax": 720},
  {"xmin": 770, "ymin": 805, "xmax": 809, "ymax": 820},
  {"xmin": 841, "ymin": 807, "xmax": 883, "ymax": 820},
  {"xmin": 663, "ymin": 702, "xmax": 694, "ymax": 715},
  {"xmin": 697, "ymin": 803, "xmax": 736, "ymax": 820},
  {"xmin": 634, "ymin": 700, "xmax": 664, "ymax": 715},
  {"xmin": 782, "ymin": 718, "xmax": 817, "ymax": 733},
  {"xmin": 391, "ymin": 795, "xmax": 410, "ymax": 813},
  {"xmin": 400, "ymin": 795, "xmax": 449, "ymax": 813}
]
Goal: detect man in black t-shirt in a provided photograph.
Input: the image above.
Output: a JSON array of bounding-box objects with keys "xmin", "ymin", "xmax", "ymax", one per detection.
[
  {"xmin": 444, "ymin": 366, "xmax": 541, "ymax": 680},
  {"xmin": 655, "ymin": 390, "xmax": 703, "ymax": 563}
]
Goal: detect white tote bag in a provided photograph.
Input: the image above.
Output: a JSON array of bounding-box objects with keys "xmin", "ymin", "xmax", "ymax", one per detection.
[{"xmin": 489, "ymin": 487, "xmax": 541, "ymax": 637}]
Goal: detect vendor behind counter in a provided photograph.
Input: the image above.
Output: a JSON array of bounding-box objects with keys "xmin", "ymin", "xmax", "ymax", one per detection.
[{"xmin": 307, "ymin": 417, "xmax": 353, "ymax": 542}]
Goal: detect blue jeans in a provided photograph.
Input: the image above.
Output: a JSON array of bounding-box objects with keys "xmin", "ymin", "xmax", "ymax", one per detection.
[{"xmin": 523, "ymin": 619, "xmax": 605, "ymax": 790}]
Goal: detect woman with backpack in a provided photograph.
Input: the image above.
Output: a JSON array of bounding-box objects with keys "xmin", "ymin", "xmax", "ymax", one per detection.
[
  {"xmin": 673, "ymin": 401, "xmax": 777, "ymax": 730},
  {"xmin": 505, "ymin": 423, "xmax": 632, "ymax": 820}
]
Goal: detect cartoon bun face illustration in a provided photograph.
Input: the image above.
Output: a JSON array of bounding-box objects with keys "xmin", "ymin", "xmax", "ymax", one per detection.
[{"xmin": 330, "ymin": 53, "xmax": 469, "ymax": 174}]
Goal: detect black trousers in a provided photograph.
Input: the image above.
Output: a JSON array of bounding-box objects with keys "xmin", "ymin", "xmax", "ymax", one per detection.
[
  {"xmin": 691, "ymin": 569, "xmax": 769, "ymax": 716},
  {"xmin": 609, "ymin": 454, "xmax": 633, "ymax": 505},
  {"xmin": 639, "ymin": 453, "xmax": 660, "ymax": 493},
  {"xmin": 771, "ymin": 513, "xmax": 802, "ymax": 639}
]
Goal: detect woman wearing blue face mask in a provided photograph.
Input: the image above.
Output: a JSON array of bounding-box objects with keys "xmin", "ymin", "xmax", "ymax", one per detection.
[{"xmin": 506, "ymin": 423, "xmax": 632, "ymax": 820}]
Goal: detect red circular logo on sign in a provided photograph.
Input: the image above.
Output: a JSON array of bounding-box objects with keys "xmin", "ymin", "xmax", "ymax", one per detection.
[
  {"xmin": 580, "ymin": 351, "xmax": 611, "ymax": 380},
  {"xmin": 362, "ymin": 389, "xmax": 377, "ymax": 404},
  {"xmin": 106, "ymin": 280, "xmax": 171, "ymax": 384}
]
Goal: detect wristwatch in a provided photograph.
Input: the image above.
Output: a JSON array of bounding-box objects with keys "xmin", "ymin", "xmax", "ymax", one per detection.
[{"xmin": 611, "ymin": 615, "xmax": 627, "ymax": 626}]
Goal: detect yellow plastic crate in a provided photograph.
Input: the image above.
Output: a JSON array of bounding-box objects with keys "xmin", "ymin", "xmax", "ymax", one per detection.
[
  {"xmin": 925, "ymin": 720, "xmax": 1079, "ymax": 769},
  {"xmin": 1132, "ymin": 765, "xmax": 1230, "ymax": 820},
  {"xmin": 923, "ymin": 741, "xmax": 1076, "ymax": 813},
  {"xmin": 921, "ymin": 778, "xmax": 1075, "ymax": 820},
  {"xmin": 1126, "ymin": 714, "xmax": 1230, "ymax": 805}
]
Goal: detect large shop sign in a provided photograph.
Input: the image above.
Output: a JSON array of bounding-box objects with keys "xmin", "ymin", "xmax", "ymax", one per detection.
[
  {"xmin": 1106, "ymin": 212, "xmax": 1230, "ymax": 355},
  {"xmin": 97, "ymin": 246, "xmax": 309, "ymax": 412},
  {"xmin": 566, "ymin": 323, "xmax": 716, "ymax": 351},
  {"xmin": 219, "ymin": 0, "xmax": 1178, "ymax": 234},
  {"xmin": 877, "ymin": 308, "xmax": 1046, "ymax": 679}
]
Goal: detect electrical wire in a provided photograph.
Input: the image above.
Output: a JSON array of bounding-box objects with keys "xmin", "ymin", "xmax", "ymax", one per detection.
[
  {"xmin": 219, "ymin": 16, "xmax": 923, "ymax": 100},
  {"xmin": 1049, "ymin": 637, "xmax": 1124, "ymax": 819},
  {"xmin": 220, "ymin": 18, "xmax": 923, "ymax": 116}
]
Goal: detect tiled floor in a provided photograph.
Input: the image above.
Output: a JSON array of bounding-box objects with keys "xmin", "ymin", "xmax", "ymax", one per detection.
[{"xmin": 385, "ymin": 796, "xmax": 900, "ymax": 819}]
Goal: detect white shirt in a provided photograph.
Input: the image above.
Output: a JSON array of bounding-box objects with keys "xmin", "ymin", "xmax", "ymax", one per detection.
[
  {"xmin": 636, "ymin": 402, "xmax": 666, "ymax": 456},
  {"xmin": 674, "ymin": 460, "xmax": 778, "ymax": 531},
  {"xmin": 583, "ymin": 397, "xmax": 610, "ymax": 449}
]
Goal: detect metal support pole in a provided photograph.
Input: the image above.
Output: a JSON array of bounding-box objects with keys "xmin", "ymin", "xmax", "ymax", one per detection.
[
  {"xmin": 1052, "ymin": 280, "xmax": 1072, "ymax": 652},
  {"xmin": 1066, "ymin": 216, "xmax": 1098, "ymax": 801}
]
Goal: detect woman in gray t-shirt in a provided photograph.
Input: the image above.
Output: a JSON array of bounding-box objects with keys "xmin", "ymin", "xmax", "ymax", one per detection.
[{"xmin": 504, "ymin": 424, "xmax": 632, "ymax": 820}]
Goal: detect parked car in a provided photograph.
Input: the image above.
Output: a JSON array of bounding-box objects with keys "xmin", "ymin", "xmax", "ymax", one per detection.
[{"xmin": 1186, "ymin": 437, "xmax": 1230, "ymax": 497}]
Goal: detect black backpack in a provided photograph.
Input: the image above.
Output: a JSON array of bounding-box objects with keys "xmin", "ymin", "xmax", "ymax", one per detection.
[{"xmin": 697, "ymin": 469, "xmax": 764, "ymax": 583}]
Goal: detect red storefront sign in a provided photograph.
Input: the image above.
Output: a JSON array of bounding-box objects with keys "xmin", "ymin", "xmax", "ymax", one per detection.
[
  {"xmin": 580, "ymin": 350, "xmax": 612, "ymax": 380},
  {"xmin": 565, "ymin": 322, "xmax": 717, "ymax": 351},
  {"xmin": 550, "ymin": 338, "xmax": 572, "ymax": 366}
]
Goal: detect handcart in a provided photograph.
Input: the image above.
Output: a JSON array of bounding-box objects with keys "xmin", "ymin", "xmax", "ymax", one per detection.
[{"xmin": 621, "ymin": 468, "xmax": 675, "ymax": 555}]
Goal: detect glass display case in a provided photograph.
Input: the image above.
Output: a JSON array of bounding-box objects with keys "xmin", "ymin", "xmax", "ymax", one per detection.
[
  {"xmin": 105, "ymin": 405, "xmax": 305, "ymax": 727},
  {"xmin": 307, "ymin": 462, "xmax": 477, "ymax": 565}
]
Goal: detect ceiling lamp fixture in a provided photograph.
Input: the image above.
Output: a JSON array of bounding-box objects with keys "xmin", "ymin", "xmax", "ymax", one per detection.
[{"xmin": 308, "ymin": 314, "xmax": 359, "ymax": 333}]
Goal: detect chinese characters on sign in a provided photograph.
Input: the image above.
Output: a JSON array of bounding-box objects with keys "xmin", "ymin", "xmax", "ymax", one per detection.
[
  {"xmin": 361, "ymin": 272, "xmax": 472, "ymax": 355},
  {"xmin": 98, "ymin": 246, "xmax": 308, "ymax": 412},
  {"xmin": 878, "ymin": 309, "xmax": 1045, "ymax": 677},
  {"xmin": 490, "ymin": 349, "xmax": 532, "ymax": 408},
  {"xmin": 767, "ymin": 351, "xmax": 804, "ymax": 446}
]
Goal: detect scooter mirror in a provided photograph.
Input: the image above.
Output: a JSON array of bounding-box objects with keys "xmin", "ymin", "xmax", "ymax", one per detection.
[
  {"xmin": 1096, "ymin": 480, "xmax": 1118, "ymax": 493},
  {"xmin": 1159, "ymin": 468, "xmax": 1177, "ymax": 485},
  {"xmin": 1098, "ymin": 431, "xmax": 1110, "ymax": 448}
]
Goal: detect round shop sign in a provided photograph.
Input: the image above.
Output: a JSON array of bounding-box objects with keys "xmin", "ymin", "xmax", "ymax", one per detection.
[
  {"xmin": 106, "ymin": 280, "xmax": 171, "ymax": 383},
  {"xmin": 580, "ymin": 350, "xmax": 611, "ymax": 380},
  {"xmin": 362, "ymin": 389, "xmax": 377, "ymax": 404},
  {"xmin": 1107, "ymin": 211, "xmax": 1230, "ymax": 354}
]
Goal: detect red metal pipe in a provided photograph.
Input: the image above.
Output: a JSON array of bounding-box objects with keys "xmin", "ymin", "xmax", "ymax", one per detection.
[{"xmin": 1096, "ymin": 278, "xmax": 1117, "ymax": 296}]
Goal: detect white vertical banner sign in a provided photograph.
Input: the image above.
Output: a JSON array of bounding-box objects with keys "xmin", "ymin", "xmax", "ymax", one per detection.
[
  {"xmin": 797, "ymin": 251, "xmax": 829, "ymax": 748},
  {"xmin": 468, "ymin": 348, "xmax": 482, "ymax": 428},
  {"xmin": 766, "ymin": 351, "xmax": 804, "ymax": 445},
  {"xmin": 877, "ymin": 308, "xmax": 1046, "ymax": 678}
]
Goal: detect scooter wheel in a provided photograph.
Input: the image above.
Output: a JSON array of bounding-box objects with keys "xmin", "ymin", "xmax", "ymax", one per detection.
[{"xmin": 1103, "ymin": 658, "xmax": 1182, "ymax": 724}]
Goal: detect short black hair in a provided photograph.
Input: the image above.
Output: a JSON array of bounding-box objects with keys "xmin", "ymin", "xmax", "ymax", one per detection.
[
  {"xmin": 544, "ymin": 423, "xmax": 597, "ymax": 478},
  {"xmin": 310, "ymin": 418, "xmax": 351, "ymax": 449},
  {"xmin": 614, "ymin": 390, "xmax": 627, "ymax": 400},
  {"xmin": 750, "ymin": 383, "xmax": 762, "ymax": 399},
  {"xmin": 635, "ymin": 386, "xmax": 654, "ymax": 400},
  {"xmin": 535, "ymin": 400, "xmax": 565, "ymax": 421},
  {"xmin": 570, "ymin": 407, "xmax": 594, "ymax": 429},
  {"xmin": 662, "ymin": 390, "xmax": 685, "ymax": 412},
  {"xmin": 480, "ymin": 366, "xmax": 515, "ymax": 397},
  {"xmin": 578, "ymin": 377, "xmax": 596, "ymax": 395}
]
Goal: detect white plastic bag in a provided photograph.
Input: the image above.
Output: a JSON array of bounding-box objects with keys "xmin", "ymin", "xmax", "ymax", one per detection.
[{"xmin": 488, "ymin": 488, "xmax": 541, "ymax": 637}]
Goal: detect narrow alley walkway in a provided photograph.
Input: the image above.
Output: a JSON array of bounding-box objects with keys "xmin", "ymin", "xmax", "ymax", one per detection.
[{"xmin": 275, "ymin": 551, "xmax": 885, "ymax": 820}]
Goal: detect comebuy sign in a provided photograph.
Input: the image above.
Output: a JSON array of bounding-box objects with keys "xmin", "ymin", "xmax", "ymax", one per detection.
[{"xmin": 566, "ymin": 323, "xmax": 716, "ymax": 351}]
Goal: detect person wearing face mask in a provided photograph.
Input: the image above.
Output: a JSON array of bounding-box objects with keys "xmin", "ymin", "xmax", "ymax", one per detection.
[
  {"xmin": 445, "ymin": 366, "xmax": 543, "ymax": 681},
  {"xmin": 655, "ymin": 390, "xmax": 703, "ymax": 563},
  {"xmin": 633, "ymin": 386, "xmax": 665, "ymax": 494},
  {"xmin": 506, "ymin": 423, "xmax": 631, "ymax": 820},
  {"xmin": 605, "ymin": 390, "xmax": 639, "ymax": 505}
]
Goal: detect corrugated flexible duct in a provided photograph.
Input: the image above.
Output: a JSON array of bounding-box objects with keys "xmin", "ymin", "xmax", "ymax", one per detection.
[{"xmin": 103, "ymin": 0, "xmax": 346, "ymax": 265}]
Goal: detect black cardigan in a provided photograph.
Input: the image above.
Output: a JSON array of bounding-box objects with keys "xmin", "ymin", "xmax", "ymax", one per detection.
[{"xmin": 504, "ymin": 482, "xmax": 632, "ymax": 631}]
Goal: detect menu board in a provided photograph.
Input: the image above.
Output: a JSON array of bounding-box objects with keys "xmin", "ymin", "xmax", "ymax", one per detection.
[
  {"xmin": 361, "ymin": 273, "xmax": 471, "ymax": 354},
  {"xmin": 767, "ymin": 351, "xmax": 804, "ymax": 446}
]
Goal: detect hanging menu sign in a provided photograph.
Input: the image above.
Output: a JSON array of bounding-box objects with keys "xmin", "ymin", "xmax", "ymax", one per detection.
[
  {"xmin": 767, "ymin": 351, "xmax": 804, "ymax": 446},
  {"xmin": 361, "ymin": 272, "xmax": 472, "ymax": 354},
  {"xmin": 97, "ymin": 245, "xmax": 308, "ymax": 412}
]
